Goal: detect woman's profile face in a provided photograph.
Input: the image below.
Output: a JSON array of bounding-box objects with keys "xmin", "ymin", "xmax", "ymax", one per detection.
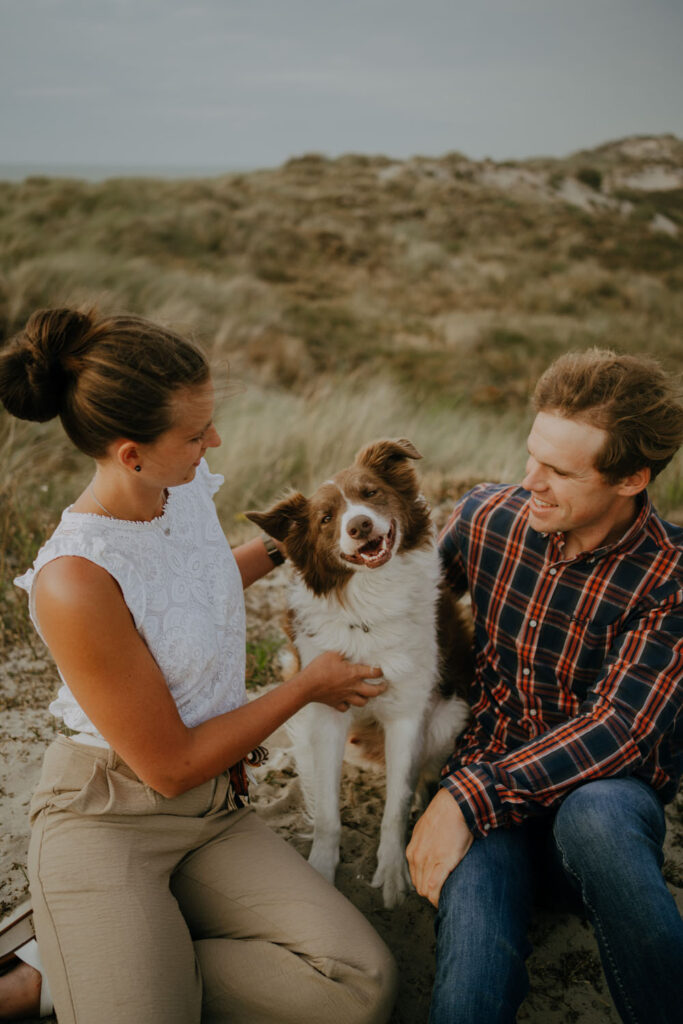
[{"xmin": 140, "ymin": 379, "xmax": 221, "ymax": 487}]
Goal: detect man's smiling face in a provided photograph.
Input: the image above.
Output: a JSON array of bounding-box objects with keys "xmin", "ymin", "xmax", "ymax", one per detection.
[{"xmin": 522, "ymin": 411, "xmax": 639, "ymax": 556}]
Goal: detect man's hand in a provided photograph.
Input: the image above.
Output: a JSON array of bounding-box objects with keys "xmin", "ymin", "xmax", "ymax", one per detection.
[{"xmin": 406, "ymin": 787, "xmax": 474, "ymax": 907}]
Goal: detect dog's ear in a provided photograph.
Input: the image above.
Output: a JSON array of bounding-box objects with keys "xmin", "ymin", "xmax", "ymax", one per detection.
[
  {"xmin": 355, "ymin": 438, "xmax": 422, "ymax": 502},
  {"xmin": 245, "ymin": 492, "xmax": 309, "ymax": 543},
  {"xmin": 355, "ymin": 438, "xmax": 422, "ymax": 473}
]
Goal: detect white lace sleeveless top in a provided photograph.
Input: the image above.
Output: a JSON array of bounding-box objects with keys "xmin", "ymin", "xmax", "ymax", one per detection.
[{"xmin": 15, "ymin": 460, "xmax": 247, "ymax": 746}]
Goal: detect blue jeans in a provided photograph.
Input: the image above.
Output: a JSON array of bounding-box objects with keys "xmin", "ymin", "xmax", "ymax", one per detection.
[{"xmin": 429, "ymin": 778, "xmax": 683, "ymax": 1024}]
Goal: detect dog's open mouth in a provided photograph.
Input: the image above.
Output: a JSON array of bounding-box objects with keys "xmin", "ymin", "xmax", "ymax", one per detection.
[{"xmin": 342, "ymin": 521, "xmax": 396, "ymax": 569}]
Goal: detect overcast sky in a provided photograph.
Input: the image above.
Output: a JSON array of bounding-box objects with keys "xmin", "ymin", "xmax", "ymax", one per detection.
[{"xmin": 2, "ymin": 0, "xmax": 682, "ymax": 171}]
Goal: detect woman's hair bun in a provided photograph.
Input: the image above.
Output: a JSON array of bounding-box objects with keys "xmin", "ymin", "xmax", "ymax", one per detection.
[
  {"xmin": 2, "ymin": 307, "xmax": 209, "ymax": 456},
  {"xmin": 0, "ymin": 307, "xmax": 94, "ymax": 422}
]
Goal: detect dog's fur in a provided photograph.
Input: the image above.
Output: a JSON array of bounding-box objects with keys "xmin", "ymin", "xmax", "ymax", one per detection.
[{"xmin": 247, "ymin": 438, "xmax": 472, "ymax": 907}]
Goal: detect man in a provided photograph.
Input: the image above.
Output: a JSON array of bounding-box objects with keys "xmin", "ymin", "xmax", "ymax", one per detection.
[{"xmin": 407, "ymin": 349, "xmax": 683, "ymax": 1024}]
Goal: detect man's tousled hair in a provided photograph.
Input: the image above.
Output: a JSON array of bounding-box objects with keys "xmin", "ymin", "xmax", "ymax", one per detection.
[{"xmin": 533, "ymin": 348, "xmax": 683, "ymax": 483}]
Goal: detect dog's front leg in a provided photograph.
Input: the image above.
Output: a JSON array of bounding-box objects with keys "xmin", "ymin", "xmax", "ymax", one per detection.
[
  {"xmin": 372, "ymin": 716, "xmax": 424, "ymax": 907},
  {"xmin": 290, "ymin": 704, "xmax": 348, "ymax": 885}
]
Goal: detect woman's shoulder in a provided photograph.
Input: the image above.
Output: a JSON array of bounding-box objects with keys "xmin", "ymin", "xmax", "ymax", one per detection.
[
  {"xmin": 16, "ymin": 512, "xmax": 149, "ymax": 629},
  {"xmin": 34, "ymin": 550, "xmax": 117, "ymax": 593},
  {"xmin": 29, "ymin": 511, "xmax": 142, "ymax": 572},
  {"xmin": 33, "ymin": 552, "xmax": 127, "ymax": 624}
]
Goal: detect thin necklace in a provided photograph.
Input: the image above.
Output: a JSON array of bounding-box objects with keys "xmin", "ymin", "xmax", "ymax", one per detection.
[
  {"xmin": 89, "ymin": 483, "xmax": 117, "ymax": 519},
  {"xmin": 88, "ymin": 482, "xmax": 171, "ymax": 534}
]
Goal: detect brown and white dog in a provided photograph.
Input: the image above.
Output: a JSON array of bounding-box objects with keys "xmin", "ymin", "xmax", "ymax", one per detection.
[{"xmin": 247, "ymin": 438, "xmax": 471, "ymax": 907}]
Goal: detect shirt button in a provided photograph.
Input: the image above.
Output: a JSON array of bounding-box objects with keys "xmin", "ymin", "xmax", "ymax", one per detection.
[
  {"xmin": 529, "ymin": 619, "xmax": 538, "ymax": 628},
  {"xmin": 483, "ymin": 823, "xmax": 491, "ymax": 831},
  {"xmin": 549, "ymin": 567, "xmax": 557, "ymax": 575},
  {"xmin": 529, "ymin": 709, "xmax": 538, "ymax": 717},
  {"xmin": 522, "ymin": 668, "xmax": 530, "ymax": 676}
]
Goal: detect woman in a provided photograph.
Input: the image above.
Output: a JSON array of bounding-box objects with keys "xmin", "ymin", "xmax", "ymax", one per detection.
[{"xmin": 0, "ymin": 309, "xmax": 396, "ymax": 1023}]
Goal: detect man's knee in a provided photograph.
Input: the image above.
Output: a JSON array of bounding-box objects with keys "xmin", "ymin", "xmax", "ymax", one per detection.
[{"xmin": 552, "ymin": 778, "xmax": 665, "ymax": 883}]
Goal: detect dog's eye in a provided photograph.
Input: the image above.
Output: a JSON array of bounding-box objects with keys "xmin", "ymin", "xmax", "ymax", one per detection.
[
  {"xmin": 362, "ymin": 489, "xmax": 378, "ymax": 499},
  {"xmin": 321, "ymin": 513, "xmax": 332, "ymax": 524}
]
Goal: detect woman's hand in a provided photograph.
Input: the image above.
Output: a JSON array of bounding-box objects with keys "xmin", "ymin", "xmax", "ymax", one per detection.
[{"xmin": 296, "ymin": 650, "xmax": 386, "ymax": 711}]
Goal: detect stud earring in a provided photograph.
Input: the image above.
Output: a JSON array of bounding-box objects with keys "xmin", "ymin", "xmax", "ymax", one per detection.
[{"xmin": 135, "ymin": 465, "xmax": 141, "ymax": 472}]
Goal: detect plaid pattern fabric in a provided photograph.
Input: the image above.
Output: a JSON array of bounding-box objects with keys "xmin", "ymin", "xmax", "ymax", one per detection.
[{"xmin": 439, "ymin": 483, "xmax": 683, "ymax": 839}]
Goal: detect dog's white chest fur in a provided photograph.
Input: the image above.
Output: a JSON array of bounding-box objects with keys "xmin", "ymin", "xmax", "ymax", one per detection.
[
  {"xmin": 286, "ymin": 541, "xmax": 468, "ymax": 907},
  {"xmin": 291, "ymin": 543, "xmax": 442, "ymax": 718}
]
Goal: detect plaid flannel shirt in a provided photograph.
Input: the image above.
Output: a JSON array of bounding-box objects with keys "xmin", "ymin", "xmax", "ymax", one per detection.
[{"xmin": 439, "ymin": 483, "xmax": 683, "ymax": 840}]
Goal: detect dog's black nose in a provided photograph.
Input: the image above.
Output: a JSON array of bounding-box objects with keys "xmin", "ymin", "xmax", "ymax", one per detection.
[{"xmin": 347, "ymin": 515, "xmax": 373, "ymax": 539}]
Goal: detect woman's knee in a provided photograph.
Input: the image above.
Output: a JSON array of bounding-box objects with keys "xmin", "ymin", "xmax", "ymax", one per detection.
[
  {"xmin": 298, "ymin": 936, "xmax": 399, "ymax": 1024},
  {"xmin": 338, "ymin": 935, "xmax": 397, "ymax": 1024}
]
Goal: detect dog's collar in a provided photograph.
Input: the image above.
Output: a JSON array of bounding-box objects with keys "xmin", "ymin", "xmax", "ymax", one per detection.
[{"xmin": 302, "ymin": 617, "xmax": 371, "ymax": 639}]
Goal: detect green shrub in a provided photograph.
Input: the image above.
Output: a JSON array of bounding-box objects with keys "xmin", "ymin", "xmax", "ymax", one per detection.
[{"xmin": 576, "ymin": 167, "xmax": 603, "ymax": 191}]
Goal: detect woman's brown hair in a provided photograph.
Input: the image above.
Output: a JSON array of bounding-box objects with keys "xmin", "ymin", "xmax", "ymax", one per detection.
[
  {"xmin": 533, "ymin": 348, "xmax": 683, "ymax": 482},
  {"xmin": 0, "ymin": 308, "xmax": 210, "ymax": 457}
]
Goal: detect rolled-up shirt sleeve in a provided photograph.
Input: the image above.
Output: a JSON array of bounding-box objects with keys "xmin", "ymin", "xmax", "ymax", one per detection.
[{"xmin": 441, "ymin": 592, "xmax": 683, "ymax": 838}]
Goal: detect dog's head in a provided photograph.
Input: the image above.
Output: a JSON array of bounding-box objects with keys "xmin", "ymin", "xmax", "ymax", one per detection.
[{"xmin": 246, "ymin": 438, "xmax": 432, "ymax": 596}]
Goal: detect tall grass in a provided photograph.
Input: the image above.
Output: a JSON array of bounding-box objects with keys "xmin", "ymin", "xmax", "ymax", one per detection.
[
  {"xmin": 211, "ymin": 380, "xmax": 530, "ymax": 535},
  {"xmin": 208, "ymin": 378, "xmax": 683, "ymax": 535},
  {"xmin": 0, "ymin": 378, "xmax": 531, "ymax": 647},
  {"xmin": 1, "ymin": 140, "xmax": 682, "ymax": 646},
  {"xmin": 0, "ymin": 415, "xmax": 91, "ymax": 646},
  {"xmin": 2, "ymin": 377, "xmax": 682, "ymax": 650}
]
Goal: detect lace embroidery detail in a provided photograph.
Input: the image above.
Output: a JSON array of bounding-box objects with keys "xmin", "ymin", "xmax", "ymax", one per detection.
[{"xmin": 15, "ymin": 460, "xmax": 247, "ymax": 744}]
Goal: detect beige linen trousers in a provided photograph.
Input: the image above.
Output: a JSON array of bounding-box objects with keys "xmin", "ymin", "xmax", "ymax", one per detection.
[{"xmin": 28, "ymin": 736, "xmax": 397, "ymax": 1024}]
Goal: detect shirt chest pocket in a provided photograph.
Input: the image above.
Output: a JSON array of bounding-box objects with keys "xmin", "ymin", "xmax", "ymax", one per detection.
[{"xmin": 547, "ymin": 611, "xmax": 621, "ymax": 697}]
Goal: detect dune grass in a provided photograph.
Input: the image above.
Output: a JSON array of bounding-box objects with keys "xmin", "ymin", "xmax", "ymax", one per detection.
[
  {"xmin": 1, "ymin": 137, "xmax": 682, "ymax": 647},
  {"xmin": 2, "ymin": 374, "xmax": 681, "ymax": 652},
  {"xmin": 211, "ymin": 379, "xmax": 530, "ymax": 528}
]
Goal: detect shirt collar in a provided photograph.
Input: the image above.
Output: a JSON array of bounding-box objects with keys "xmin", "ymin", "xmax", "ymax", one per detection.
[{"xmin": 543, "ymin": 491, "xmax": 652, "ymax": 563}]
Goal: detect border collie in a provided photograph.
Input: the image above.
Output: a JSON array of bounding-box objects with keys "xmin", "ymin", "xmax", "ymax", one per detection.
[{"xmin": 247, "ymin": 438, "xmax": 471, "ymax": 907}]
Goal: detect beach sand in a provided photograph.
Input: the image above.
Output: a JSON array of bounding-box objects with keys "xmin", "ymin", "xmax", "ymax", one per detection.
[{"xmin": 1, "ymin": 572, "xmax": 681, "ymax": 1023}]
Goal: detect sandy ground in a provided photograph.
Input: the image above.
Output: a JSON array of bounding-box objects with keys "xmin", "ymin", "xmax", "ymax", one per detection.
[{"xmin": 1, "ymin": 571, "xmax": 682, "ymax": 1023}]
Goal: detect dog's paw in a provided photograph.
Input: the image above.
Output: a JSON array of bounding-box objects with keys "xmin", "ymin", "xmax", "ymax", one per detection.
[
  {"xmin": 371, "ymin": 857, "xmax": 412, "ymax": 908},
  {"xmin": 307, "ymin": 845, "xmax": 338, "ymax": 885}
]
